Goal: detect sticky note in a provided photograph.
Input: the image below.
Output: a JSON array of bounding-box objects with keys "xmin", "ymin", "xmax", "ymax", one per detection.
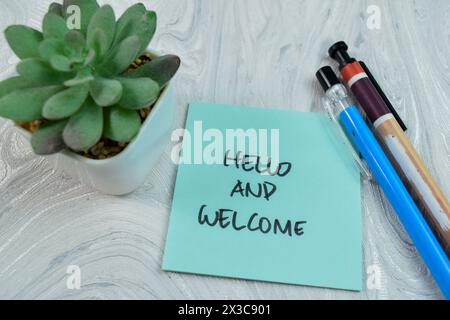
[{"xmin": 163, "ymin": 102, "xmax": 362, "ymax": 291}]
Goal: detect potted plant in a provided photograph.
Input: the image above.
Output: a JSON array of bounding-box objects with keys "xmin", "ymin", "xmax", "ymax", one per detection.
[{"xmin": 0, "ymin": 1, "xmax": 180, "ymax": 195}]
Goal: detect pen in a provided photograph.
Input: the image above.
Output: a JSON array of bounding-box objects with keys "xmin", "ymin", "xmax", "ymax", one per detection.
[
  {"xmin": 328, "ymin": 41, "xmax": 450, "ymax": 258},
  {"xmin": 316, "ymin": 66, "xmax": 450, "ymax": 298},
  {"xmin": 358, "ymin": 61, "xmax": 407, "ymax": 131}
]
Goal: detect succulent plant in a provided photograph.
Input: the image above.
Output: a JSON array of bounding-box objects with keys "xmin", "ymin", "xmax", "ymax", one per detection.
[{"xmin": 0, "ymin": 0, "xmax": 180, "ymax": 155}]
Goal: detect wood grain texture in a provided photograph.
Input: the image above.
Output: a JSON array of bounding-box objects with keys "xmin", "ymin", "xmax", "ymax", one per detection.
[{"xmin": 0, "ymin": 0, "xmax": 449, "ymax": 299}]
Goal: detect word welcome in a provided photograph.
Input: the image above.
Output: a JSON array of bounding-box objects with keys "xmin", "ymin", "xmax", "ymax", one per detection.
[{"xmin": 198, "ymin": 205, "xmax": 306, "ymax": 238}]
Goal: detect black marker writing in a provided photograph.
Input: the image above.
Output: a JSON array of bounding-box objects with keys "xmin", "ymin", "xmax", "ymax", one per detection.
[
  {"xmin": 223, "ymin": 150, "xmax": 292, "ymax": 177},
  {"xmin": 230, "ymin": 179, "xmax": 277, "ymax": 201},
  {"xmin": 198, "ymin": 205, "xmax": 306, "ymax": 238}
]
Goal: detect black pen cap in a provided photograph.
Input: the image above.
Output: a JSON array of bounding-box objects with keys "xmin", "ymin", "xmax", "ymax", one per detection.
[
  {"xmin": 328, "ymin": 41, "xmax": 355, "ymax": 69},
  {"xmin": 316, "ymin": 66, "xmax": 341, "ymax": 92}
]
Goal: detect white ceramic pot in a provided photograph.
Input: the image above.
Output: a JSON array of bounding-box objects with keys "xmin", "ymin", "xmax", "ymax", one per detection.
[{"xmin": 14, "ymin": 51, "xmax": 176, "ymax": 195}]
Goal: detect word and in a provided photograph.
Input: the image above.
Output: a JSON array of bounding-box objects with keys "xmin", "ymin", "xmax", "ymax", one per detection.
[{"xmin": 230, "ymin": 179, "xmax": 277, "ymax": 201}]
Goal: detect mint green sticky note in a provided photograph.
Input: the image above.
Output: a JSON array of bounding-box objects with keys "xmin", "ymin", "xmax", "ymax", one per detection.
[{"xmin": 162, "ymin": 102, "xmax": 362, "ymax": 291}]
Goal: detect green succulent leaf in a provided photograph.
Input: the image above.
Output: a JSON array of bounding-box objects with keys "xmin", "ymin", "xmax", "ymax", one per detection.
[
  {"xmin": 96, "ymin": 36, "xmax": 140, "ymax": 76},
  {"xmin": 48, "ymin": 2, "xmax": 63, "ymax": 16},
  {"xmin": 43, "ymin": 85, "xmax": 89, "ymax": 119},
  {"xmin": 43, "ymin": 13, "xmax": 69, "ymax": 39},
  {"xmin": 87, "ymin": 5, "xmax": 115, "ymax": 52},
  {"xmin": 83, "ymin": 48, "xmax": 96, "ymax": 66},
  {"xmin": 138, "ymin": 11, "xmax": 157, "ymax": 53},
  {"xmin": 126, "ymin": 54, "xmax": 180, "ymax": 87},
  {"xmin": 117, "ymin": 77, "xmax": 160, "ymax": 109},
  {"xmin": 64, "ymin": 30, "xmax": 86, "ymax": 53},
  {"xmin": 50, "ymin": 55, "xmax": 73, "ymax": 72},
  {"xmin": 0, "ymin": 1, "xmax": 178, "ymax": 156},
  {"xmin": 113, "ymin": 3, "xmax": 146, "ymax": 45},
  {"xmin": 0, "ymin": 86, "xmax": 63, "ymax": 121},
  {"xmin": 31, "ymin": 120, "xmax": 68, "ymax": 155},
  {"xmin": 17, "ymin": 58, "xmax": 74, "ymax": 85},
  {"xmin": 87, "ymin": 28, "xmax": 108, "ymax": 61},
  {"xmin": 39, "ymin": 38, "xmax": 66, "ymax": 60},
  {"xmin": 113, "ymin": 8, "xmax": 156, "ymax": 56},
  {"xmin": 63, "ymin": 0, "xmax": 100, "ymax": 34},
  {"xmin": 63, "ymin": 98, "xmax": 103, "ymax": 151},
  {"xmin": 70, "ymin": 54, "xmax": 87, "ymax": 64},
  {"xmin": 0, "ymin": 76, "xmax": 33, "ymax": 99},
  {"xmin": 65, "ymin": 31, "xmax": 88, "ymax": 65},
  {"xmin": 104, "ymin": 106, "xmax": 141, "ymax": 142},
  {"xmin": 4, "ymin": 25, "xmax": 43, "ymax": 59},
  {"xmin": 89, "ymin": 77, "xmax": 123, "ymax": 106},
  {"xmin": 64, "ymin": 68, "xmax": 94, "ymax": 86}
]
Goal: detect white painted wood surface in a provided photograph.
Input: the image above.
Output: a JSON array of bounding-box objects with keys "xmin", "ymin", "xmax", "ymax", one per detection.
[{"xmin": 0, "ymin": 0, "xmax": 449, "ymax": 299}]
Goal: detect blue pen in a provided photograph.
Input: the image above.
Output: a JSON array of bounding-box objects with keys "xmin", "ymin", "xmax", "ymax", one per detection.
[{"xmin": 316, "ymin": 66, "xmax": 450, "ymax": 298}]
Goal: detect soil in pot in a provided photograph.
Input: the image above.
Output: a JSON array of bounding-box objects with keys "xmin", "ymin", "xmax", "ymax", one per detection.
[{"xmin": 17, "ymin": 52, "xmax": 156, "ymax": 160}]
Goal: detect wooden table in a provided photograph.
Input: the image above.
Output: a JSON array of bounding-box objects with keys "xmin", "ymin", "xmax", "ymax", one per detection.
[{"xmin": 0, "ymin": 0, "xmax": 448, "ymax": 299}]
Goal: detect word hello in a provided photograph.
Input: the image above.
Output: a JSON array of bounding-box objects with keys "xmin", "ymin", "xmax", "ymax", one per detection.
[{"xmin": 224, "ymin": 150, "xmax": 292, "ymax": 177}]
